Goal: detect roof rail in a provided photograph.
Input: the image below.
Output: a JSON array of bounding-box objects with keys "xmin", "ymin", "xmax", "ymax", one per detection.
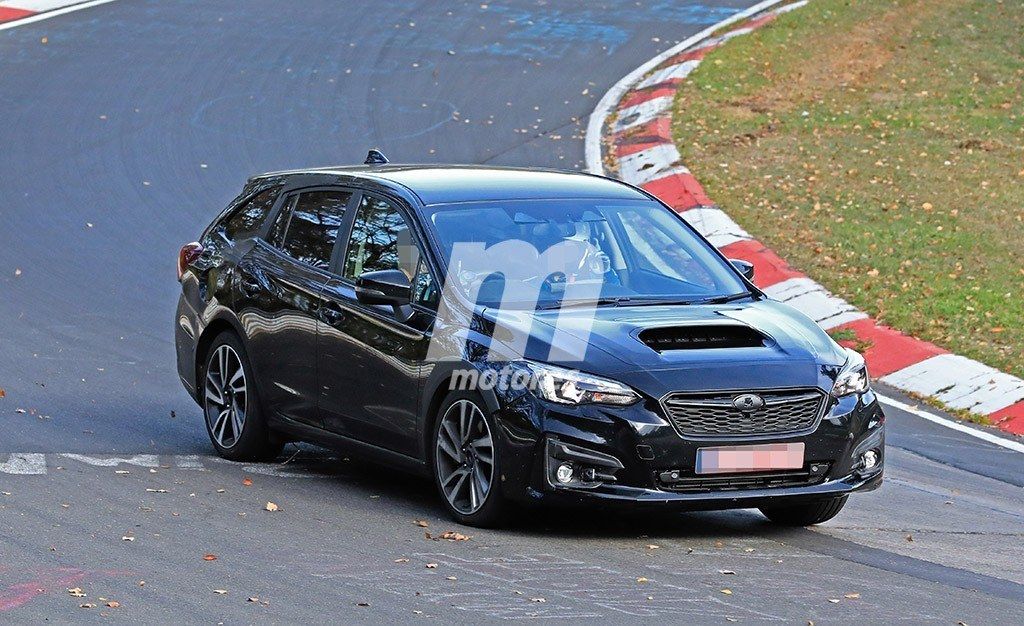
[{"xmin": 364, "ymin": 149, "xmax": 389, "ymax": 165}]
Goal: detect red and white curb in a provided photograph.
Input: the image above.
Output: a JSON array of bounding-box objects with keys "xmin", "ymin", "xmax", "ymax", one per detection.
[
  {"xmin": 0, "ymin": 0, "xmax": 117, "ymax": 28},
  {"xmin": 586, "ymin": 0, "xmax": 1024, "ymax": 437}
]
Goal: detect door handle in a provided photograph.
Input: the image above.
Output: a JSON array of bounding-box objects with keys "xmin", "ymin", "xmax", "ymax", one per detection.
[{"xmin": 319, "ymin": 303, "xmax": 345, "ymax": 325}]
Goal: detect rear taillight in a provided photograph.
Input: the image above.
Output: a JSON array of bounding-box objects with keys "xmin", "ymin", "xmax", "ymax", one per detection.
[{"xmin": 178, "ymin": 242, "xmax": 204, "ymax": 281}]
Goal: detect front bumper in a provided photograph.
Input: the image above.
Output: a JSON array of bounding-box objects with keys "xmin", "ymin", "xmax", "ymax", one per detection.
[{"xmin": 493, "ymin": 386, "xmax": 885, "ymax": 509}]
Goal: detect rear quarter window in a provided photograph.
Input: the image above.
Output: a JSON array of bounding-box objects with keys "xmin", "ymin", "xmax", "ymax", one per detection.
[{"xmin": 218, "ymin": 186, "xmax": 282, "ymax": 242}]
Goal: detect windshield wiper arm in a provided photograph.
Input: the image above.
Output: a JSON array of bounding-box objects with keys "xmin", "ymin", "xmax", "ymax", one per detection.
[
  {"xmin": 536, "ymin": 297, "xmax": 630, "ymax": 310},
  {"xmin": 692, "ymin": 292, "xmax": 753, "ymax": 305}
]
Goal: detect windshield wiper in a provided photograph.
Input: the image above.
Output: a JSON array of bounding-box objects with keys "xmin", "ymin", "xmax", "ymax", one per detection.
[
  {"xmin": 536, "ymin": 297, "xmax": 631, "ymax": 310},
  {"xmin": 691, "ymin": 292, "xmax": 753, "ymax": 305}
]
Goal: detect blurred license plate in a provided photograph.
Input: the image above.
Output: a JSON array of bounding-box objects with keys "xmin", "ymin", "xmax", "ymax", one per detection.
[{"xmin": 696, "ymin": 443, "xmax": 804, "ymax": 475}]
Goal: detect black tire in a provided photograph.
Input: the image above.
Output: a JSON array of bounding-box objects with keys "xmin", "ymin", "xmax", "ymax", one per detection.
[
  {"xmin": 200, "ymin": 331, "xmax": 284, "ymax": 462},
  {"xmin": 759, "ymin": 495, "xmax": 848, "ymax": 526},
  {"xmin": 430, "ymin": 390, "xmax": 510, "ymax": 528}
]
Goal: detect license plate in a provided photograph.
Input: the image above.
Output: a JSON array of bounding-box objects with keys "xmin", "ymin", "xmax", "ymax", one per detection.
[{"xmin": 696, "ymin": 442, "xmax": 805, "ymax": 475}]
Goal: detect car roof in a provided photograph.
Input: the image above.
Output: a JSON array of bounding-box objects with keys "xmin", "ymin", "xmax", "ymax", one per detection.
[{"xmin": 255, "ymin": 164, "xmax": 649, "ymax": 206}]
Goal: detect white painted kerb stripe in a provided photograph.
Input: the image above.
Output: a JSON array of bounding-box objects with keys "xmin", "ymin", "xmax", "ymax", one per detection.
[
  {"xmin": 881, "ymin": 354, "xmax": 1024, "ymax": 415},
  {"xmin": 0, "ymin": 0, "xmax": 119, "ymax": 31},
  {"xmin": 762, "ymin": 277, "xmax": 867, "ymax": 329},
  {"xmin": 636, "ymin": 60, "xmax": 701, "ymax": 89},
  {"xmin": 618, "ymin": 144, "xmax": 688, "ymax": 186},
  {"xmin": 613, "ymin": 96, "xmax": 674, "ymax": 132},
  {"xmin": 678, "ymin": 206, "xmax": 752, "ymax": 248}
]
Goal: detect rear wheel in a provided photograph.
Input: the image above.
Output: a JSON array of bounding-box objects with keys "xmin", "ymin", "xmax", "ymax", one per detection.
[
  {"xmin": 759, "ymin": 495, "xmax": 848, "ymax": 526},
  {"xmin": 202, "ymin": 332, "xmax": 283, "ymax": 462},
  {"xmin": 431, "ymin": 392, "xmax": 509, "ymax": 527}
]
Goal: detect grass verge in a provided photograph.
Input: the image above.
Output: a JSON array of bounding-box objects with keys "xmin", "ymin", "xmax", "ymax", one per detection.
[{"xmin": 673, "ymin": 0, "xmax": 1024, "ymax": 381}]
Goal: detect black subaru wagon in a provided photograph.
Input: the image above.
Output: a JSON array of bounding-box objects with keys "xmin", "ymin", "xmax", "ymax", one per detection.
[{"xmin": 176, "ymin": 153, "xmax": 883, "ymax": 527}]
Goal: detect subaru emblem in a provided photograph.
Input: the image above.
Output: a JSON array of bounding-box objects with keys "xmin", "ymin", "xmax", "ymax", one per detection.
[{"xmin": 732, "ymin": 393, "xmax": 765, "ymax": 411}]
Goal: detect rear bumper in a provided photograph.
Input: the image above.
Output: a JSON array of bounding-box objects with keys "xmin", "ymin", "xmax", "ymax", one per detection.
[{"xmin": 493, "ymin": 386, "xmax": 885, "ymax": 509}]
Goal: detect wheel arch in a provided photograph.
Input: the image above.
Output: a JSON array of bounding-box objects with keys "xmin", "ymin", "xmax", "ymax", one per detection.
[{"xmin": 194, "ymin": 313, "xmax": 247, "ymax": 386}]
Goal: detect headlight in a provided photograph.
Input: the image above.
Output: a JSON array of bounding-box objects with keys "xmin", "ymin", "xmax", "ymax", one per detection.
[
  {"xmin": 517, "ymin": 361, "xmax": 640, "ymax": 406},
  {"xmin": 832, "ymin": 349, "xmax": 870, "ymax": 397}
]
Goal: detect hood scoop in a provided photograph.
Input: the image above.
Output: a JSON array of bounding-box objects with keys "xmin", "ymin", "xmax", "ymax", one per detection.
[{"xmin": 638, "ymin": 324, "xmax": 768, "ymax": 352}]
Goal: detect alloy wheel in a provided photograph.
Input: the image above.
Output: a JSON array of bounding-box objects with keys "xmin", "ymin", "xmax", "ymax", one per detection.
[
  {"xmin": 435, "ymin": 399, "xmax": 495, "ymax": 515},
  {"xmin": 204, "ymin": 345, "xmax": 247, "ymax": 449}
]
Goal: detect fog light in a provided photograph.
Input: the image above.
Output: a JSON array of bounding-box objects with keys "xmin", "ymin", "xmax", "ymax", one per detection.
[
  {"xmin": 861, "ymin": 449, "xmax": 879, "ymax": 470},
  {"xmin": 555, "ymin": 463, "xmax": 574, "ymax": 484}
]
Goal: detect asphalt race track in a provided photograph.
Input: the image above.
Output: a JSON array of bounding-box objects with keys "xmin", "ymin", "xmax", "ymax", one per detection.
[{"xmin": 1, "ymin": 1, "xmax": 1022, "ymax": 622}]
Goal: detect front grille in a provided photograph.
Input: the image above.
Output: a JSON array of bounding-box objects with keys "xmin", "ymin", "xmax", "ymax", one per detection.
[{"xmin": 662, "ymin": 388, "xmax": 826, "ymax": 437}]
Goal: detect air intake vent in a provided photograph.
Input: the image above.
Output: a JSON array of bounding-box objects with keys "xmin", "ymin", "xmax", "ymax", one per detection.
[{"xmin": 638, "ymin": 325, "xmax": 766, "ymax": 352}]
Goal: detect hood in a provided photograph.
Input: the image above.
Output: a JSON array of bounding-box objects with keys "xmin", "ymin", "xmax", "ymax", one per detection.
[{"xmin": 481, "ymin": 299, "xmax": 847, "ymax": 399}]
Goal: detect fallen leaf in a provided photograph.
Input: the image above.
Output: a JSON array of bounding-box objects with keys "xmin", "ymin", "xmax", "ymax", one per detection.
[
  {"xmin": 121, "ymin": 535, "xmax": 135, "ymax": 542},
  {"xmin": 247, "ymin": 597, "xmax": 259, "ymax": 603},
  {"xmin": 636, "ymin": 577, "xmax": 648, "ymax": 583},
  {"xmin": 106, "ymin": 601, "xmax": 120, "ymax": 608},
  {"xmin": 720, "ymin": 589, "xmax": 732, "ymax": 595},
  {"xmin": 719, "ymin": 569, "xmax": 736, "ymax": 575},
  {"xmin": 828, "ymin": 598, "xmax": 840, "ymax": 604},
  {"xmin": 68, "ymin": 588, "xmax": 86, "ymax": 598},
  {"xmin": 79, "ymin": 603, "xmax": 95, "ymax": 609},
  {"xmin": 414, "ymin": 519, "xmax": 429, "ymax": 527},
  {"xmin": 203, "ymin": 554, "xmax": 217, "ymax": 561},
  {"xmin": 264, "ymin": 501, "xmax": 279, "ymax": 512},
  {"xmin": 844, "ymin": 593, "xmax": 861, "ymax": 599},
  {"xmin": 0, "ymin": 388, "xmax": 5, "ymax": 398},
  {"xmin": 445, "ymin": 576, "xmax": 457, "ymax": 581},
  {"xmin": 242, "ymin": 477, "xmax": 253, "ymax": 487},
  {"xmin": 394, "ymin": 558, "xmax": 410, "ymax": 563},
  {"xmin": 645, "ymin": 544, "xmax": 659, "ymax": 550},
  {"xmin": 437, "ymin": 530, "xmax": 470, "ymax": 541},
  {"xmin": 905, "ymin": 534, "xmax": 914, "ymax": 542},
  {"xmin": 213, "ymin": 589, "xmax": 227, "ymax": 595},
  {"xmin": 531, "ymin": 597, "xmax": 546, "ymax": 603},
  {"xmin": 425, "ymin": 563, "xmax": 437, "ymax": 569}
]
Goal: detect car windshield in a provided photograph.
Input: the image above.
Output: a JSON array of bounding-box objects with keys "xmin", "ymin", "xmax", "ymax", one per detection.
[{"xmin": 423, "ymin": 199, "xmax": 749, "ymax": 310}]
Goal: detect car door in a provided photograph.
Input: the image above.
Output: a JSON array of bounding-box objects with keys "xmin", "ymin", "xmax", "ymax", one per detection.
[
  {"xmin": 234, "ymin": 188, "xmax": 355, "ymax": 429},
  {"xmin": 318, "ymin": 193, "xmax": 438, "ymax": 456}
]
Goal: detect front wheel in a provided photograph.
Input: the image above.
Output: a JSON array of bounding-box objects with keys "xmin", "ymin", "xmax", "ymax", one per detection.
[
  {"xmin": 431, "ymin": 392, "xmax": 509, "ymax": 527},
  {"xmin": 759, "ymin": 495, "xmax": 848, "ymax": 526},
  {"xmin": 201, "ymin": 332, "xmax": 283, "ymax": 462}
]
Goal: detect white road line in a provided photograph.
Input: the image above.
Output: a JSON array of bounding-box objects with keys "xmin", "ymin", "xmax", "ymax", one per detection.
[
  {"xmin": 0, "ymin": 452, "xmax": 47, "ymax": 474},
  {"xmin": 877, "ymin": 394, "xmax": 1024, "ymax": 454},
  {"xmin": 0, "ymin": 0, "xmax": 119, "ymax": 31}
]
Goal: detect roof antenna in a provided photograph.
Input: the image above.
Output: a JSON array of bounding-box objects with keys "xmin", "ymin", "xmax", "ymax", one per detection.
[{"xmin": 364, "ymin": 149, "xmax": 389, "ymax": 165}]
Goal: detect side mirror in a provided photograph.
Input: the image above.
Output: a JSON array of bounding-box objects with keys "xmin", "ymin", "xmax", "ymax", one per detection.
[
  {"xmin": 730, "ymin": 259, "xmax": 755, "ymax": 281},
  {"xmin": 356, "ymin": 269, "xmax": 412, "ymax": 306}
]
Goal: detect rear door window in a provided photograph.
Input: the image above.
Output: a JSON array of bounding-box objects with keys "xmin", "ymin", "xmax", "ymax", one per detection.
[{"xmin": 270, "ymin": 190, "xmax": 352, "ymax": 270}]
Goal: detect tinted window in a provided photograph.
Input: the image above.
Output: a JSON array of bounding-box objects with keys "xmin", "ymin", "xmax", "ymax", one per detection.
[
  {"xmin": 222, "ymin": 186, "xmax": 281, "ymax": 242},
  {"xmin": 411, "ymin": 257, "xmax": 439, "ymax": 309},
  {"xmin": 273, "ymin": 190, "xmax": 352, "ymax": 270},
  {"xmin": 343, "ymin": 196, "xmax": 419, "ymax": 280},
  {"xmin": 423, "ymin": 199, "xmax": 748, "ymax": 309}
]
